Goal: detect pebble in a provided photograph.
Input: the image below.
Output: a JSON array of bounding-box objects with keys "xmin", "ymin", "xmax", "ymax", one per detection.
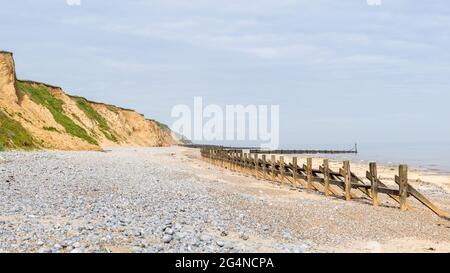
[
  {"xmin": 199, "ymin": 235, "xmax": 211, "ymax": 242},
  {"xmin": 164, "ymin": 228, "xmax": 174, "ymax": 235},
  {"xmin": 162, "ymin": 235, "xmax": 173, "ymax": 244},
  {"xmin": 38, "ymin": 248, "xmax": 51, "ymax": 253},
  {"xmin": 72, "ymin": 242, "xmax": 81, "ymax": 248},
  {"xmin": 70, "ymin": 248, "xmax": 84, "ymax": 253},
  {"xmin": 239, "ymin": 232, "xmax": 249, "ymax": 241}
]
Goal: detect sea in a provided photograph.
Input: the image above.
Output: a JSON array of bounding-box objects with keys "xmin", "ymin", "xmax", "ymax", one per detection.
[{"xmin": 280, "ymin": 142, "xmax": 450, "ymax": 175}]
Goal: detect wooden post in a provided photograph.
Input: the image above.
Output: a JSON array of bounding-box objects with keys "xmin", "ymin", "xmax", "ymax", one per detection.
[
  {"xmin": 280, "ymin": 156, "xmax": 285, "ymax": 185},
  {"xmin": 399, "ymin": 164, "xmax": 408, "ymax": 211},
  {"xmin": 231, "ymin": 152, "xmax": 236, "ymax": 171},
  {"xmin": 246, "ymin": 153, "xmax": 251, "ymax": 175},
  {"xmin": 292, "ymin": 157, "xmax": 298, "ymax": 190},
  {"xmin": 247, "ymin": 153, "xmax": 252, "ymax": 174},
  {"xmin": 221, "ymin": 150, "xmax": 225, "ymax": 168},
  {"xmin": 262, "ymin": 155, "xmax": 267, "ymax": 180},
  {"xmin": 235, "ymin": 152, "xmax": 239, "ymax": 171},
  {"xmin": 369, "ymin": 162, "xmax": 379, "ymax": 207},
  {"xmin": 244, "ymin": 153, "xmax": 249, "ymax": 174},
  {"xmin": 232, "ymin": 152, "xmax": 235, "ymax": 171},
  {"xmin": 223, "ymin": 151, "xmax": 226, "ymax": 168},
  {"xmin": 306, "ymin": 158, "xmax": 313, "ymax": 193},
  {"xmin": 215, "ymin": 150, "xmax": 218, "ymax": 166},
  {"xmin": 248, "ymin": 153, "xmax": 252, "ymax": 175},
  {"xmin": 224, "ymin": 151, "xmax": 227, "ymax": 169},
  {"xmin": 237, "ymin": 152, "xmax": 241, "ymax": 172},
  {"xmin": 323, "ymin": 159, "xmax": 330, "ymax": 197},
  {"xmin": 254, "ymin": 153, "xmax": 259, "ymax": 178},
  {"xmin": 343, "ymin": 161, "xmax": 351, "ymax": 201},
  {"xmin": 271, "ymin": 155, "xmax": 276, "ymax": 183},
  {"xmin": 222, "ymin": 151, "xmax": 228, "ymax": 169},
  {"xmin": 250, "ymin": 153, "xmax": 254, "ymax": 177}
]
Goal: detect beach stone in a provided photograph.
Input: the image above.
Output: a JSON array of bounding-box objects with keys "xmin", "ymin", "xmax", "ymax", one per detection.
[
  {"xmin": 164, "ymin": 228, "xmax": 174, "ymax": 235},
  {"xmin": 70, "ymin": 248, "xmax": 85, "ymax": 253},
  {"xmin": 38, "ymin": 248, "xmax": 51, "ymax": 253},
  {"xmin": 199, "ymin": 234, "xmax": 211, "ymax": 242},
  {"xmin": 162, "ymin": 235, "xmax": 173, "ymax": 244},
  {"xmin": 239, "ymin": 233, "xmax": 249, "ymax": 241}
]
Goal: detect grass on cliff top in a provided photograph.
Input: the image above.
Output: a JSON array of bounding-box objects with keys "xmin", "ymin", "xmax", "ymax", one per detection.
[
  {"xmin": 147, "ymin": 119, "xmax": 192, "ymax": 144},
  {"xmin": 106, "ymin": 105, "xmax": 119, "ymax": 114},
  {"xmin": 0, "ymin": 109, "xmax": 36, "ymax": 150},
  {"xmin": 149, "ymin": 119, "xmax": 170, "ymax": 131},
  {"xmin": 16, "ymin": 81, "xmax": 98, "ymax": 145},
  {"xmin": 75, "ymin": 98, "xmax": 119, "ymax": 143}
]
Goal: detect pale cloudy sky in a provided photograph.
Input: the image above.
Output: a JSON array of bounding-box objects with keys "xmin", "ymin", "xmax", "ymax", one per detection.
[{"xmin": 1, "ymin": 0, "xmax": 450, "ymax": 147}]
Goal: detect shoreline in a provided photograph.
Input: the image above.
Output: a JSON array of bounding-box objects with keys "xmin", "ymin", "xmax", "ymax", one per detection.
[{"xmin": 324, "ymin": 154, "xmax": 450, "ymax": 176}]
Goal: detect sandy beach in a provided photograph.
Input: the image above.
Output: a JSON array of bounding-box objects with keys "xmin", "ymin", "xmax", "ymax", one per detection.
[{"xmin": 1, "ymin": 146, "xmax": 449, "ymax": 253}]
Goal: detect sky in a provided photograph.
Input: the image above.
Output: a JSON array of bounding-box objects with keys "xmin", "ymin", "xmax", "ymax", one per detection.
[{"xmin": 1, "ymin": 0, "xmax": 450, "ymax": 149}]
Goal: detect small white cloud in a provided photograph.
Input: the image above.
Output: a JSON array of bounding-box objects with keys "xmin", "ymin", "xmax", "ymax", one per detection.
[
  {"xmin": 66, "ymin": 0, "xmax": 81, "ymax": 6},
  {"xmin": 366, "ymin": 0, "xmax": 382, "ymax": 6}
]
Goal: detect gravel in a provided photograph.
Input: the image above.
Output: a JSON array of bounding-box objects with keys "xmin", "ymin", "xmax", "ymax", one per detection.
[{"xmin": 0, "ymin": 147, "xmax": 450, "ymax": 253}]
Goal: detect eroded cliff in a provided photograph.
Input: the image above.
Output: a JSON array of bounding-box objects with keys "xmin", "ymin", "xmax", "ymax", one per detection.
[{"xmin": 0, "ymin": 51, "xmax": 180, "ymax": 150}]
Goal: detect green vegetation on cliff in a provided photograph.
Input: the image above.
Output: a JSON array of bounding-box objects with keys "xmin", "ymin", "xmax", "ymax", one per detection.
[
  {"xmin": 75, "ymin": 98, "xmax": 119, "ymax": 143},
  {"xmin": 148, "ymin": 119, "xmax": 191, "ymax": 144},
  {"xmin": 0, "ymin": 109, "xmax": 36, "ymax": 150},
  {"xmin": 43, "ymin": 126, "xmax": 59, "ymax": 133},
  {"xmin": 17, "ymin": 81, "xmax": 98, "ymax": 145},
  {"xmin": 149, "ymin": 119, "xmax": 170, "ymax": 131}
]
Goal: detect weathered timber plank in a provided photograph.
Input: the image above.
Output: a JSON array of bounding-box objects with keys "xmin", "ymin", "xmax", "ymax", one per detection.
[
  {"xmin": 369, "ymin": 163, "xmax": 379, "ymax": 207},
  {"xmin": 306, "ymin": 158, "xmax": 313, "ymax": 193},
  {"xmin": 394, "ymin": 176, "xmax": 449, "ymax": 218},
  {"xmin": 323, "ymin": 159, "xmax": 330, "ymax": 196},
  {"xmin": 399, "ymin": 165, "xmax": 408, "ymax": 211}
]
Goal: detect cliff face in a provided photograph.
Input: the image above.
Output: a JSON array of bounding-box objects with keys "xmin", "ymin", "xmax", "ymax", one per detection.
[
  {"xmin": 0, "ymin": 51, "xmax": 180, "ymax": 150},
  {"xmin": 0, "ymin": 51, "xmax": 19, "ymax": 104}
]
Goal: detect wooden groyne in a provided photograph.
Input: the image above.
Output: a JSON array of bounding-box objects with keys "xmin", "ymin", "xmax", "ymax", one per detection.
[
  {"xmin": 182, "ymin": 144, "xmax": 358, "ymax": 155},
  {"xmin": 180, "ymin": 144, "xmax": 257, "ymax": 150},
  {"xmin": 248, "ymin": 149, "xmax": 357, "ymax": 155},
  {"xmin": 200, "ymin": 148, "xmax": 449, "ymax": 219}
]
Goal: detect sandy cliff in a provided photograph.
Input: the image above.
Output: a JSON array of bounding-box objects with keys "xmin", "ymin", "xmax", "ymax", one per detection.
[{"xmin": 0, "ymin": 51, "xmax": 181, "ymax": 150}]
